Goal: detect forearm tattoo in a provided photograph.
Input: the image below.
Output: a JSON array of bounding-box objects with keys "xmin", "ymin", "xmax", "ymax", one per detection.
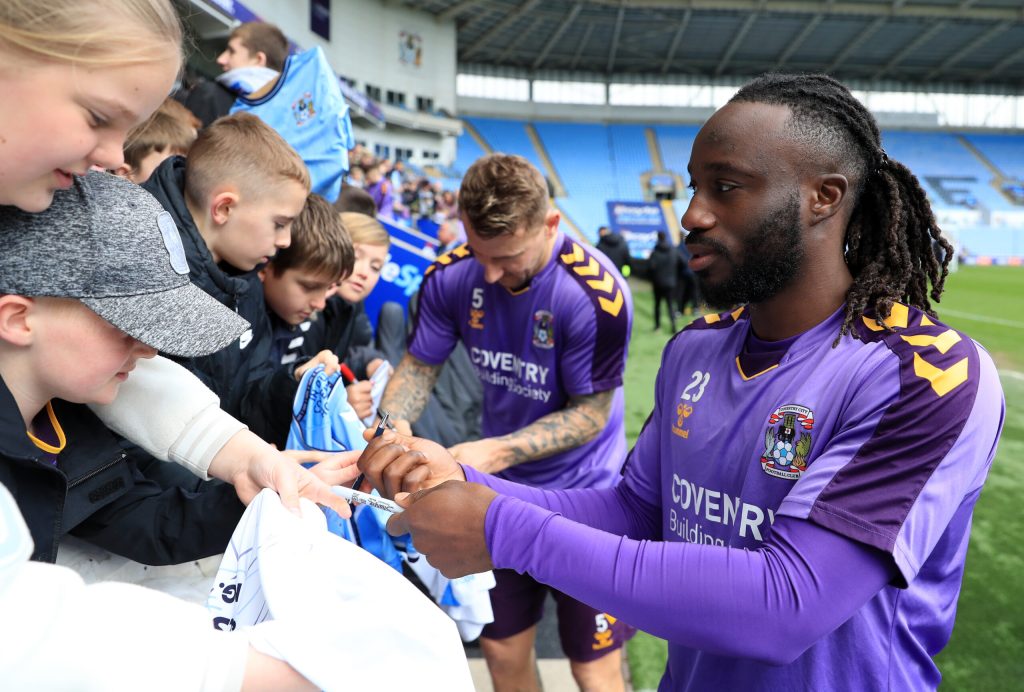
[
  {"xmin": 495, "ymin": 389, "xmax": 614, "ymax": 466},
  {"xmin": 381, "ymin": 353, "xmax": 442, "ymax": 423}
]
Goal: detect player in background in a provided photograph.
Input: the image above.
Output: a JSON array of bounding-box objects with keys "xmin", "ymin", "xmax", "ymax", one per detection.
[
  {"xmin": 359, "ymin": 73, "xmax": 1005, "ymax": 692},
  {"xmin": 380, "ymin": 154, "xmax": 635, "ymax": 691}
]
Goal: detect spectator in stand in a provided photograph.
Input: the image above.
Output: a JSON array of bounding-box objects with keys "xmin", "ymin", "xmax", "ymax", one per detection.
[
  {"xmin": 647, "ymin": 231, "xmax": 679, "ymax": 332},
  {"xmin": 436, "ymin": 221, "xmax": 460, "ymax": 255},
  {"xmin": 185, "ymin": 21, "xmax": 288, "ymax": 128},
  {"xmin": 336, "ymin": 183, "xmax": 378, "ymax": 217},
  {"xmin": 436, "ymin": 189, "xmax": 459, "ymax": 221},
  {"xmin": 413, "ymin": 179, "xmax": 436, "ymax": 219},
  {"xmin": 114, "ymin": 98, "xmax": 200, "ymax": 184},
  {"xmin": 363, "ymin": 159, "xmax": 395, "ymax": 220},
  {"xmin": 595, "ymin": 225, "xmax": 632, "ymax": 278},
  {"xmin": 346, "ymin": 164, "xmax": 366, "ymax": 189},
  {"xmin": 390, "ymin": 160, "xmax": 409, "ymax": 189}
]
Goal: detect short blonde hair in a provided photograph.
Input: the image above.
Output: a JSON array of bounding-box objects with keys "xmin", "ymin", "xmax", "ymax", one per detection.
[
  {"xmin": 459, "ymin": 154, "xmax": 549, "ymax": 239},
  {"xmin": 340, "ymin": 212, "xmax": 390, "ymax": 248},
  {"xmin": 0, "ymin": 0, "xmax": 182, "ymax": 67},
  {"xmin": 184, "ymin": 113, "xmax": 311, "ymax": 207},
  {"xmin": 123, "ymin": 99, "xmax": 199, "ymax": 171}
]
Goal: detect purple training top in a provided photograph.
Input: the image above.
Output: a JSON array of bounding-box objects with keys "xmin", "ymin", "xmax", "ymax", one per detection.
[
  {"xmin": 410, "ymin": 233, "xmax": 633, "ymax": 489},
  {"xmin": 477, "ymin": 303, "xmax": 1004, "ymax": 690}
]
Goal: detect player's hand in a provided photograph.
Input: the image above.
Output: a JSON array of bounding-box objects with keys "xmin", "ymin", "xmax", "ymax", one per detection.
[
  {"xmin": 345, "ymin": 380, "xmax": 374, "ymax": 419},
  {"xmin": 387, "ymin": 481, "xmax": 497, "ymax": 578},
  {"xmin": 449, "ymin": 438, "xmax": 514, "ymax": 474},
  {"xmin": 211, "ymin": 432, "xmax": 356, "ymax": 518},
  {"xmin": 357, "ymin": 429, "xmax": 465, "ymax": 498},
  {"xmin": 295, "ymin": 350, "xmax": 340, "ymax": 381}
]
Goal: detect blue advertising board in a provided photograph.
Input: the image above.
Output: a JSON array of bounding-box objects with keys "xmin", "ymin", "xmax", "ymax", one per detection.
[
  {"xmin": 606, "ymin": 200, "xmax": 667, "ymax": 260},
  {"xmin": 362, "ymin": 219, "xmax": 438, "ymax": 328}
]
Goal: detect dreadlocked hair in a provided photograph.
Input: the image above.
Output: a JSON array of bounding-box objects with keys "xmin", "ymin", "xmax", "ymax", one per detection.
[{"xmin": 730, "ymin": 73, "xmax": 952, "ymax": 343}]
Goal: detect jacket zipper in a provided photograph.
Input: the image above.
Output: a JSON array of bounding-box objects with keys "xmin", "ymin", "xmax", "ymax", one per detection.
[{"xmin": 66, "ymin": 452, "xmax": 127, "ymax": 489}]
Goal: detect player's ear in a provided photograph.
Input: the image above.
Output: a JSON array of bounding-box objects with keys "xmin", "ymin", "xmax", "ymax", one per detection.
[
  {"xmin": 808, "ymin": 173, "xmax": 848, "ymax": 226},
  {"xmin": 0, "ymin": 295, "xmax": 36, "ymax": 347},
  {"xmin": 544, "ymin": 208, "xmax": 560, "ymax": 237}
]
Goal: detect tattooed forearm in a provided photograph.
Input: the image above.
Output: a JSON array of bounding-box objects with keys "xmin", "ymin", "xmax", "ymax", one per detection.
[
  {"xmin": 381, "ymin": 353, "xmax": 442, "ymax": 423},
  {"xmin": 494, "ymin": 389, "xmax": 614, "ymax": 466}
]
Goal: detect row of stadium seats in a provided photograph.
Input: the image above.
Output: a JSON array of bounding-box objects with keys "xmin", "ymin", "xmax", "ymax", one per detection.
[{"xmin": 447, "ymin": 117, "xmax": 1023, "ymax": 258}]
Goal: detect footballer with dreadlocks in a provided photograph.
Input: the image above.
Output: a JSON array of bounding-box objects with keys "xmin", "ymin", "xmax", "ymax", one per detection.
[{"xmin": 357, "ymin": 73, "xmax": 1005, "ymax": 692}]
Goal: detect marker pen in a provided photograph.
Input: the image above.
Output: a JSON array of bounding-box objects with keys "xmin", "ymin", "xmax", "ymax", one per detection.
[{"xmin": 331, "ymin": 485, "xmax": 404, "ymax": 514}]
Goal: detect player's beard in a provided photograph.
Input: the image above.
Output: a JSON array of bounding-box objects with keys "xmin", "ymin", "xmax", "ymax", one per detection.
[{"xmin": 692, "ymin": 191, "xmax": 804, "ymax": 310}]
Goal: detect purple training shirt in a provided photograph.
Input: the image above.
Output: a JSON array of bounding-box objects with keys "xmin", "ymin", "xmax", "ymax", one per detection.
[
  {"xmin": 478, "ymin": 303, "xmax": 1004, "ymax": 690},
  {"xmin": 409, "ymin": 233, "xmax": 633, "ymax": 489}
]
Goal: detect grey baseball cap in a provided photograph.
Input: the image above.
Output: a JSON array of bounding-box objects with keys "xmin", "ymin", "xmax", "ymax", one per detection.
[{"xmin": 0, "ymin": 171, "xmax": 249, "ymax": 357}]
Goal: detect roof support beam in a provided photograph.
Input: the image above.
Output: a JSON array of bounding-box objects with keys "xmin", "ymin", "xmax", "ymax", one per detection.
[
  {"xmin": 462, "ymin": 0, "xmax": 542, "ymax": 60},
  {"xmin": 871, "ymin": 20, "xmax": 947, "ymax": 80},
  {"xmin": 775, "ymin": 13, "xmax": 823, "ymax": 69},
  {"xmin": 660, "ymin": 9, "xmax": 692, "ymax": 73},
  {"xmin": 924, "ymin": 21, "xmax": 1009, "ymax": 80},
  {"xmin": 976, "ymin": 43, "xmax": 1024, "ymax": 81},
  {"xmin": 532, "ymin": 2, "xmax": 584, "ymax": 69},
  {"xmin": 825, "ymin": 15, "xmax": 886, "ymax": 73},
  {"xmin": 715, "ymin": 11, "xmax": 758, "ymax": 76},
  {"xmin": 607, "ymin": 4, "xmax": 626, "ymax": 73},
  {"xmin": 585, "ymin": 0, "xmax": 1019, "ymax": 22},
  {"xmin": 439, "ymin": 0, "xmax": 487, "ymax": 22},
  {"xmin": 570, "ymin": 22, "xmax": 596, "ymax": 70}
]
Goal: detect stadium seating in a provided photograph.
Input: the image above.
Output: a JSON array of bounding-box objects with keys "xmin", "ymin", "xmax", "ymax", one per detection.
[{"xmin": 444, "ymin": 117, "xmax": 1022, "ymax": 262}]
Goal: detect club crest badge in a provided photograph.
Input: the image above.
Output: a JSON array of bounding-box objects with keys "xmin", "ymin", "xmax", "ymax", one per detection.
[
  {"xmin": 292, "ymin": 92, "xmax": 316, "ymax": 126},
  {"xmin": 532, "ymin": 310, "xmax": 554, "ymax": 349},
  {"xmin": 760, "ymin": 404, "xmax": 814, "ymax": 480}
]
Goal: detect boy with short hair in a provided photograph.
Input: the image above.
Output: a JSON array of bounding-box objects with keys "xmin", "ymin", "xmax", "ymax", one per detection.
[
  {"xmin": 143, "ymin": 111, "xmax": 326, "ymax": 444},
  {"xmin": 115, "ymin": 98, "xmax": 200, "ymax": 184},
  {"xmin": 0, "ymin": 171, "xmax": 250, "ymax": 564},
  {"xmin": 259, "ymin": 193, "xmax": 354, "ymax": 367}
]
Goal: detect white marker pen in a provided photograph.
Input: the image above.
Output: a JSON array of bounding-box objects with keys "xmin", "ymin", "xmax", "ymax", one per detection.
[{"xmin": 331, "ymin": 485, "xmax": 404, "ymax": 514}]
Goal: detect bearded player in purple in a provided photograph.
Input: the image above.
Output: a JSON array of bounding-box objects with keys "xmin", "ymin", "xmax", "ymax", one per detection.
[
  {"xmin": 379, "ymin": 154, "xmax": 634, "ymax": 690},
  {"xmin": 361, "ymin": 73, "xmax": 1005, "ymax": 691}
]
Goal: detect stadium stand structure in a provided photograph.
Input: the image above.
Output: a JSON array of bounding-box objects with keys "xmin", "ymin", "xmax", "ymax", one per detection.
[{"xmin": 448, "ymin": 117, "xmax": 1023, "ymax": 263}]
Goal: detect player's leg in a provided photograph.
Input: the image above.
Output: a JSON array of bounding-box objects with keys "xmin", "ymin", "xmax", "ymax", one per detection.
[
  {"xmin": 480, "ymin": 626, "xmax": 541, "ymax": 692},
  {"xmin": 554, "ymin": 589, "xmax": 636, "ymax": 692},
  {"xmin": 480, "ymin": 569, "xmax": 548, "ymax": 692}
]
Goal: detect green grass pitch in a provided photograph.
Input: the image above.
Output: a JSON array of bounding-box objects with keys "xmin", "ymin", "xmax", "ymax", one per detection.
[{"xmin": 621, "ymin": 267, "xmax": 1024, "ymax": 690}]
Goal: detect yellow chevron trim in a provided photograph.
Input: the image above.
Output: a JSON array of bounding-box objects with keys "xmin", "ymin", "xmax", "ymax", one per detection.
[
  {"xmin": 901, "ymin": 329, "xmax": 962, "ymax": 355},
  {"xmin": 437, "ymin": 253, "xmax": 452, "ymax": 265},
  {"xmin": 425, "ymin": 265, "xmax": 435, "ymax": 276},
  {"xmin": 705, "ymin": 313, "xmax": 721, "ymax": 324},
  {"xmin": 920, "ymin": 314, "xmax": 935, "ymax": 327},
  {"xmin": 731, "ymin": 307, "xmax": 745, "ymax": 321},
  {"xmin": 453, "ymin": 245, "xmax": 470, "ymax": 258},
  {"xmin": 605, "ymin": 614, "xmax": 618, "ymax": 626},
  {"xmin": 913, "ymin": 352, "xmax": 969, "ymax": 397},
  {"xmin": 560, "ymin": 242, "xmax": 585, "ymax": 264},
  {"xmin": 862, "ymin": 303, "xmax": 910, "ymax": 331},
  {"xmin": 574, "ymin": 257, "xmax": 600, "ymax": 277},
  {"xmin": 587, "ymin": 271, "xmax": 615, "ymax": 294},
  {"xmin": 598, "ymin": 290, "xmax": 624, "ymax": 317}
]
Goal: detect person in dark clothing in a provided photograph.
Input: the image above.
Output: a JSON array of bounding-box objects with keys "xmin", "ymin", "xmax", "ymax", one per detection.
[
  {"xmin": 595, "ymin": 225, "xmax": 632, "ymax": 277},
  {"xmin": 648, "ymin": 231, "xmax": 679, "ymax": 332},
  {"xmin": 675, "ymin": 238, "xmax": 702, "ymax": 316},
  {"xmin": 0, "ymin": 172, "xmax": 250, "ymax": 565},
  {"xmin": 142, "ymin": 114, "xmax": 335, "ymax": 444}
]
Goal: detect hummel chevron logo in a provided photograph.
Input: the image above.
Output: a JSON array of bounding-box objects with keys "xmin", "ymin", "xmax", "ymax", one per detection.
[
  {"xmin": 599, "ymin": 290, "xmax": 624, "ymax": 317},
  {"xmin": 574, "ymin": 257, "xmax": 600, "ymax": 277},
  {"xmin": 913, "ymin": 352, "xmax": 969, "ymax": 397},
  {"xmin": 560, "ymin": 242, "xmax": 585, "ymax": 264},
  {"xmin": 587, "ymin": 272, "xmax": 615, "ymax": 293}
]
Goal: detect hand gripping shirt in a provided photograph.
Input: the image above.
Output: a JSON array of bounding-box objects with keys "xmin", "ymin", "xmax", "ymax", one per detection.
[
  {"xmin": 410, "ymin": 234, "xmax": 633, "ymax": 490},
  {"xmin": 619, "ymin": 303, "xmax": 1004, "ymax": 690}
]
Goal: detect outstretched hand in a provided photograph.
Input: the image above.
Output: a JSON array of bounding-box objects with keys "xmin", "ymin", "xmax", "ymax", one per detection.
[
  {"xmin": 357, "ymin": 428, "xmax": 466, "ymax": 498},
  {"xmin": 387, "ymin": 481, "xmax": 498, "ymax": 578}
]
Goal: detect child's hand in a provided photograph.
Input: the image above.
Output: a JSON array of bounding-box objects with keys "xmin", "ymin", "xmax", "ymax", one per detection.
[
  {"xmin": 345, "ymin": 380, "xmax": 374, "ymax": 419},
  {"xmin": 294, "ymin": 350, "xmax": 340, "ymax": 381}
]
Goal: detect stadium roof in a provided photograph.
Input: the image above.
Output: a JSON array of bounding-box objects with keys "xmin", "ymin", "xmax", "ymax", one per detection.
[{"xmin": 403, "ymin": 0, "xmax": 1024, "ymax": 90}]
